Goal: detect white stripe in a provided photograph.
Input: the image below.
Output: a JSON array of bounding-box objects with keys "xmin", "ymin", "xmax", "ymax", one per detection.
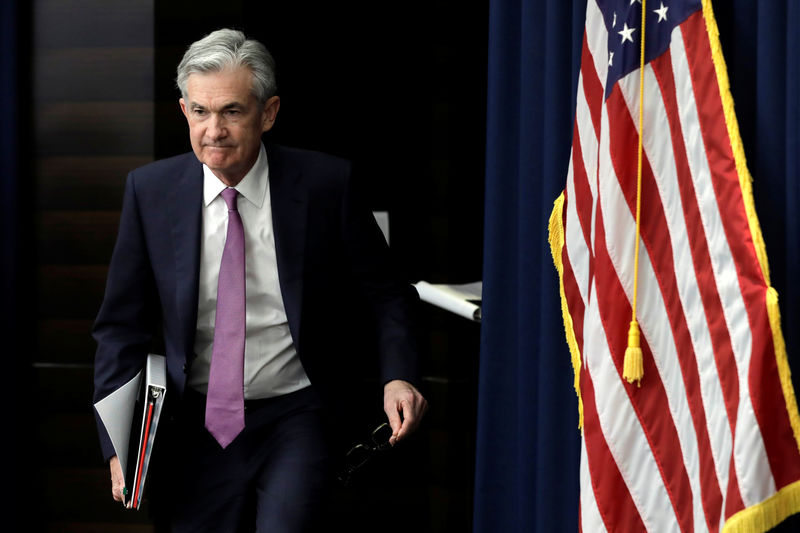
[
  {"xmin": 584, "ymin": 277, "xmax": 680, "ymax": 532},
  {"xmin": 576, "ymin": 71, "xmax": 600, "ymax": 203},
  {"xmin": 670, "ymin": 27, "xmax": 775, "ymax": 507},
  {"xmin": 585, "ymin": 0, "xmax": 609, "ymax": 94},
  {"xmin": 617, "ymin": 57, "xmax": 732, "ymax": 523},
  {"xmin": 580, "ymin": 434, "xmax": 608, "ymax": 533},
  {"xmin": 564, "ymin": 69, "xmax": 604, "ymax": 306},
  {"xmin": 583, "ymin": 0, "xmax": 609, "ymax": 275},
  {"xmin": 565, "ymin": 155, "xmax": 591, "ymax": 305}
]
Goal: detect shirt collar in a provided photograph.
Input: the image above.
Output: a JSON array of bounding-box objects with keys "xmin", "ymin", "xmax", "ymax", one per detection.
[{"xmin": 202, "ymin": 143, "xmax": 269, "ymax": 208}]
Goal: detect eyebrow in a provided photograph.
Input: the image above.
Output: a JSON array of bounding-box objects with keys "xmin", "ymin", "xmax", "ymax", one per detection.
[{"xmin": 189, "ymin": 101, "xmax": 245, "ymax": 111}]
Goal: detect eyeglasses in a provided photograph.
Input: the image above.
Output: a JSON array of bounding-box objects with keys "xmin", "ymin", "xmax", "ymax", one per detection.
[{"xmin": 337, "ymin": 423, "xmax": 393, "ymax": 486}]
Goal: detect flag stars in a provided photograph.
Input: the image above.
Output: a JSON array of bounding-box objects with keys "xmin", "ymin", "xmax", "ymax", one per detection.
[
  {"xmin": 630, "ymin": 0, "xmax": 642, "ymax": 4},
  {"xmin": 612, "ymin": 12, "xmax": 617, "ymax": 27},
  {"xmin": 618, "ymin": 22, "xmax": 636, "ymax": 44},
  {"xmin": 609, "ymin": 51, "xmax": 614, "ymax": 66},
  {"xmin": 654, "ymin": 2, "xmax": 669, "ymax": 22}
]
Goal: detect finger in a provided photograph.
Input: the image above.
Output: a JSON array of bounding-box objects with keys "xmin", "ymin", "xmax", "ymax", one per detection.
[{"xmin": 384, "ymin": 403, "xmax": 403, "ymax": 445}]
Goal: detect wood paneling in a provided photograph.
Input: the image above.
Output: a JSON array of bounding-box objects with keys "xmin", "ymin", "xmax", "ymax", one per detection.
[
  {"xmin": 38, "ymin": 265, "xmax": 108, "ymax": 319},
  {"xmin": 34, "ymin": 365, "xmax": 94, "ymax": 413},
  {"xmin": 32, "ymin": 2, "xmax": 157, "ymax": 530},
  {"xmin": 35, "ymin": 47, "xmax": 154, "ymax": 102},
  {"xmin": 36, "ymin": 102, "xmax": 154, "ymax": 157},
  {"xmin": 38, "ymin": 211, "xmax": 120, "ymax": 264},
  {"xmin": 37, "ymin": 319, "xmax": 96, "ymax": 364},
  {"xmin": 36, "ymin": 156, "xmax": 150, "ymax": 210},
  {"xmin": 37, "ymin": 412, "xmax": 100, "ymax": 467},
  {"xmin": 34, "ymin": 0, "xmax": 154, "ymax": 48}
]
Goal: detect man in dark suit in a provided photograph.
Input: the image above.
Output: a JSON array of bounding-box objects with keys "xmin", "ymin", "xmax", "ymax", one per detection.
[{"xmin": 92, "ymin": 28, "xmax": 427, "ymax": 532}]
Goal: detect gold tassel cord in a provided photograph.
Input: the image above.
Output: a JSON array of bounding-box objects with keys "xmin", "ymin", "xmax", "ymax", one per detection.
[{"xmin": 622, "ymin": 0, "xmax": 647, "ymax": 386}]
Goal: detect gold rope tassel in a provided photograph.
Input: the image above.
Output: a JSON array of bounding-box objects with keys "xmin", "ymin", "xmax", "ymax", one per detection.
[
  {"xmin": 623, "ymin": 0, "xmax": 647, "ymax": 387},
  {"xmin": 624, "ymin": 320, "xmax": 644, "ymax": 385}
]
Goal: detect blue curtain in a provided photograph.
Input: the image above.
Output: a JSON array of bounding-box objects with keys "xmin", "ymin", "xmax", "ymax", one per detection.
[
  {"xmin": 475, "ymin": 1, "xmax": 800, "ymax": 531},
  {"xmin": 474, "ymin": 1, "xmax": 585, "ymax": 531}
]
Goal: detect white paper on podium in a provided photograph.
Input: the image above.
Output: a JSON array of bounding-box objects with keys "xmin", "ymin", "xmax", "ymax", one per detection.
[{"xmin": 414, "ymin": 281, "xmax": 482, "ymax": 322}]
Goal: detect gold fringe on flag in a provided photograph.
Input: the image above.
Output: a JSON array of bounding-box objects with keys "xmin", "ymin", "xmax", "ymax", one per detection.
[
  {"xmin": 549, "ymin": 192, "xmax": 584, "ymax": 429},
  {"xmin": 701, "ymin": 0, "xmax": 800, "ymax": 530}
]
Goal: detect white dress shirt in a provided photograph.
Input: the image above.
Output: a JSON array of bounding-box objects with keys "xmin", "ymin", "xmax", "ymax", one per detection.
[{"xmin": 189, "ymin": 143, "xmax": 311, "ymax": 399}]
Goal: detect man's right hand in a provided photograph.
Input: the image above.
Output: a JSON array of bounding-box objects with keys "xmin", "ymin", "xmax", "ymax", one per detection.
[{"xmin": 109, "ymin": 455, "xmax": 127, "ymax": 506}]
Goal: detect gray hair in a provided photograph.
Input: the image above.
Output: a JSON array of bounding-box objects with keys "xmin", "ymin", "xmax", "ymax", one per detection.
[{"xmin": 176, "ymin": 28, "xmax": 277, "ymax": 104}]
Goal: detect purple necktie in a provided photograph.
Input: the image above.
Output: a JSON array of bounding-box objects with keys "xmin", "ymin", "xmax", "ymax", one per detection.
[{"xmin": 205, "ymin": 187, "xmax": 246, "ymax": 448}]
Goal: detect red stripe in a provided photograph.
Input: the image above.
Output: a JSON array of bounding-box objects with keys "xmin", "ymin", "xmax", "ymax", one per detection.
[
  {"xmin": 581, "ymin": 355, "xmax": 647, "ymax": 532},
  {"xmin": 581, "ymin": 32, "xmax": 603, "ymax": 139},
  {"xmin": 593, "ymin": 194, "xmax": 695, "ymax": 532},
  {"xmin": 571, "ymin": 122, "xmax": 595, "ymax": 259},
  {"xmin": 134, "ymin": 400, "xmax": 155, "ymax": 509},
  {"xmin": 681, "ymin": 11, "xmax": 800, "ymax": 490},
  {"xmin": 725, "ymin": 455, "xmax": 745, "ymax": 518}
]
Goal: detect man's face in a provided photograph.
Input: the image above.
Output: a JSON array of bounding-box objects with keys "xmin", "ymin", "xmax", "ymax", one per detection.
[{"xmin": 179, "ymin": 66, "xmax": 279, "ymax": 185}]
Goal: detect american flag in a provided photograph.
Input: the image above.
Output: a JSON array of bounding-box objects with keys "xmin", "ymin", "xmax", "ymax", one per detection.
[{"xmin": 549, "ymin": 0, "xmax": 800, "ymax": 531}]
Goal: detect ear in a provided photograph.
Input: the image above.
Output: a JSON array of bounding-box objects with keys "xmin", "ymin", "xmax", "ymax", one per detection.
[
  {"xmin": 261, "ymin": 96, "xmax": 281, "ymax": 133},
  {"xmin": 179, "ymin": 98, "xmax": 189, "ymax": 120}
]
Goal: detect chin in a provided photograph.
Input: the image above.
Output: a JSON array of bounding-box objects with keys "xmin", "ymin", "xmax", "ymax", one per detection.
[{"xmin": 203, "ymin": 154, "xmax": 232, "ymax": 168}]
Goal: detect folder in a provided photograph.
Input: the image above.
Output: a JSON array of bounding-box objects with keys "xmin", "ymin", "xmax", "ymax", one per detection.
[{"xmin": 93, "ymin": 353, "xmax": 167, "ymax": 509}]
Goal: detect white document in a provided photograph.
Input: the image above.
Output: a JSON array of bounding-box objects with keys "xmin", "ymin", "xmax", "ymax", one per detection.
[
  {"xmin": 414, "ymin": 281, "xmax": 482, "ymax": 322},
  {"xmin": 94, "ymin": 367, "xmax": 143, "ymax": 496}
]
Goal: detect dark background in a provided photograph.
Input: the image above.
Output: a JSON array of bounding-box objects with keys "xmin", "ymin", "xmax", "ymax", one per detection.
[{"xmin": 7, "ymin": 0, "xmax": 486, "ymax": 531}]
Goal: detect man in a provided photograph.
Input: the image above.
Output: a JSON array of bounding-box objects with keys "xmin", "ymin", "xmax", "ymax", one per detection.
[{"xmin": 93, "ymin": 28, "xmax": 427, "ymax": 532}]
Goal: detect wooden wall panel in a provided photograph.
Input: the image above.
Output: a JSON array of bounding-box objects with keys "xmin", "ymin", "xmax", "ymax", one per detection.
[
  {"xmin": 32, "ymin": 2, "xmax": 152, "ymax": 531},
  {"xmin": 38, "ymin": 211, "xmax": 120, "ymax": 265},
  {"xmin": 37, "ymin": 319, "xmax": 96, "ymax": 364},
  {"xmin": 35, "ymin": 47, "xmax": 154, "ymax": 102},
  {"xmin": 34, "ymin": 0, "xmax": 154, "ymax": 48},
  {"xmin": 36, "ymin": 102, "xmax": 154, "ymax": 156},
  {"xmin": 38, "ymin": 265, "xmax": 108, "ymax": 319},
  {"xmin": 36, "ymin": 156, "xmax": 150, "ymax": 210}
]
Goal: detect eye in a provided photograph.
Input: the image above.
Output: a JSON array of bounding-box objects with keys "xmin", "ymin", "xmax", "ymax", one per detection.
[{"xmin": 193, "ymin": 108, "xmax": 207, "ymax": 116}]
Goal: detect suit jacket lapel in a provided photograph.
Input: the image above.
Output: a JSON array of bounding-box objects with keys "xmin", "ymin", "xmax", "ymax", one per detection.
[
  {"xmin": 170, "ymin": 156, "xmax": 203, "ymax": 362},
  {"xmin": 267, "ymin": 144, "xmax": 307, "ymax": 351}
]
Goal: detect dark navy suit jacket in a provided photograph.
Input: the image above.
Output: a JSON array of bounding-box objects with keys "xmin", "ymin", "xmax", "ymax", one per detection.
[{"xmin": 92, "ymin": 143, "xmax": 420, "ymax": 460}]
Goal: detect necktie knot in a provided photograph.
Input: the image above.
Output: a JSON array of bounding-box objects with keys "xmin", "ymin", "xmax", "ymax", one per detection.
[{"xmin": 221, "ymin": 188, "xmax": 239, "ymax": 212}]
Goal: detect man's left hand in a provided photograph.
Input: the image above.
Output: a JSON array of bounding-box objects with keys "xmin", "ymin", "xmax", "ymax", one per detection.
[{"xmin": 383, "ymin": 379, "xmax": 428, "ymax": 446}]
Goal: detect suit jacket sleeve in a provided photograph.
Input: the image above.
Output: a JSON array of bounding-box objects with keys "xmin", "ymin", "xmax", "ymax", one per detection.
[
  {"xmin": 92, "ymin": 171, "xmax": 160, "ymax": 460},
  {"xmin": 339, "ymin": 169, "xmax": 422, "ymax": 387}
]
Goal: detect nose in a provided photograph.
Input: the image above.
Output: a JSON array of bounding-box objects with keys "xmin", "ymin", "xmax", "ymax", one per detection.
[{"xmin": 206, "ymin": 114, "xmax": 227, "ymax": 141}]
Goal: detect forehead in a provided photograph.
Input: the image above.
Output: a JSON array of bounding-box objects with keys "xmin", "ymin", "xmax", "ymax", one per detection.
[{"xmin": 185, "ymin": 66, "xmax": 256, "ymax": 106}]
